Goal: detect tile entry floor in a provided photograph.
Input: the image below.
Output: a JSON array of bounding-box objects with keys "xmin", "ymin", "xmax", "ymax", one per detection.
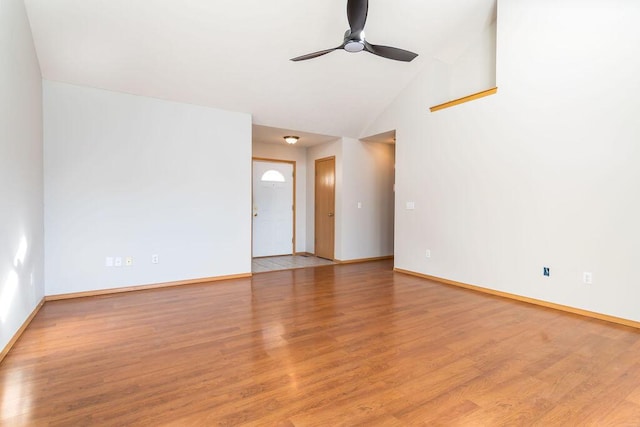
[{"xmin": 252, "ymin": 254, "xmax": 335, "ymax": 273}]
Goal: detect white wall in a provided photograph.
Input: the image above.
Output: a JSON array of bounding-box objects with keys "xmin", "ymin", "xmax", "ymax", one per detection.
[
  {"xmin": 252, "ymin": 141, "xmax": 307, "ymax": 252},
  {"xmin": 44, "ymin": 81, "xmax": 252, "ymax": 295},
  {"xmin": 340, "ymin": 138, "xmax": 395, "ymax": 260},
  {"xmin": 449, "ymin": 20, "xmax": 497, "ymax": 101},
  {"xmin": 365, "ymin": 0, "xmax": 640, "ymax": 322},
  {"xmin": 0, "ymin": 0, "xmax": 45, "ymax": 351},
  {"xmin": 430, "ymin": 15, "xmax": 496, "ymax": 107}
]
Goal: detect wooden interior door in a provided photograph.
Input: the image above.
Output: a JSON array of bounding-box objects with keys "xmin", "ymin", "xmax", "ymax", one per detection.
[{"xmin": 315, "ymin": 157, "xmax": 335, "ymax": 260}]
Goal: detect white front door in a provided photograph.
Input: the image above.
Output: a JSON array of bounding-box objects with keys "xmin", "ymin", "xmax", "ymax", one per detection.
[{"xmin": 252, "ymin": 160, "xmax": 294, "ymax": 257}]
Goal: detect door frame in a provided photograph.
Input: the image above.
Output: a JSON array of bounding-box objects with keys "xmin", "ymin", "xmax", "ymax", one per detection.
[
  {"xmin": 314, "ymin": 156, "xmax": 336, "ymax": 260},
  {"xmin": 252, "ymin": 157, "xmax": 296, "ymax": 257}
]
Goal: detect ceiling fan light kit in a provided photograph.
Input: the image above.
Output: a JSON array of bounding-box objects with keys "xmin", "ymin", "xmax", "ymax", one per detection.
[
  {"xmin": 343, "ymin": 30, "xmax": 365, "ymax": 52},
  {"xmin": 291, "ymin": 0, "xmax": 417, "ymax": 62}
]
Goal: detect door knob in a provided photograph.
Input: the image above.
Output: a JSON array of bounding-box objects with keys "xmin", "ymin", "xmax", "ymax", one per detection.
[{"xmin": 328, "ymin": 212, "xmax": 334, "ymax": 217}]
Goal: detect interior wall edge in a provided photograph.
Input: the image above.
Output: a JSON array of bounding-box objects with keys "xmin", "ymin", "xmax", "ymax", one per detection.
[
  {"xmin": 44, "ymin": 272, "xmax": 253, "ymax": 302},
  {"xmin": 0, "ymin": 297, "xmax": 45, "ymax": 364},
  {"xmin": 335, "ymin": 255, "xmax": 394, "ymax": 264}
]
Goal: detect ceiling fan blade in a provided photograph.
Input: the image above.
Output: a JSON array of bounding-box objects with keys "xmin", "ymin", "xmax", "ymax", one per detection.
[
  {"xmin": 290, "ymin": 47, "xmax": 341, "ymax": 62},
  {"xmin": 364, "ymin": 42, "xmax": 418, "ymax": 62},
  {"xmin": 347, "ymin": 0, "xmax": 368, "ymax": 34}
]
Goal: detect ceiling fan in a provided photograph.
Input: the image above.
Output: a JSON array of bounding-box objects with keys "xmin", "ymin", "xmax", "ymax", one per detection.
[{"xmin": 290, "ymin": 0, "xmax": 418, "ymax": 62}]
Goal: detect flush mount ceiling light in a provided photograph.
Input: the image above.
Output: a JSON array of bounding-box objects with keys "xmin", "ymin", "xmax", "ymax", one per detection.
[{"xmin": 284, "ymin": 135, "xmax": 299, "ymax": 145}]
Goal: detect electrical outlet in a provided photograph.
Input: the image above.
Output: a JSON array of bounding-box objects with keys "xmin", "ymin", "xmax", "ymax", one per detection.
[
  {"xmin": 125, "ymin": 256, "xmax": 133, "ymax": 266},
  {"xmin": 543, "ymin": 267, "xmax": 550, "ymax": 277},
  {"xmin": 114, "ymin": 257, "xmax": 122, "ymax": 267},
  {"xmin": 152, "ymin": 254, "xmax": 159, "ymax": 264},
  {"xmin": 583, "ymin": 272, "xmax": 593, "ymax": 285}
]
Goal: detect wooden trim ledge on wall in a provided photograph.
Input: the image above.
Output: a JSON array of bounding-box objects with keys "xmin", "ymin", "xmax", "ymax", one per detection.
[
  {"xmin": 429, "ymin": 87, "xmax": 498, "ymax": 112},
  {"xmin": 1, "ymin": 297, "xmax": 45, "ymax": 364},
  {"xmin": 45, "ymin": 272, "xmax": 253, "ymax": 301},
  {"xmin": 395, "ymin": 268, "xmax": 640, "ymax": 329}
]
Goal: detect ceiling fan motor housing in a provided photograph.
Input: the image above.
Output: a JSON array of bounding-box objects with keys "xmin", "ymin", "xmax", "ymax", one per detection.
[{"xmin": 344, "ymin": 29, "xmax": 365, "ymax": 52}]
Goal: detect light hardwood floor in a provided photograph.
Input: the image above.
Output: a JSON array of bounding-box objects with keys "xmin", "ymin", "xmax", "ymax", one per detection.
[{"xmin": 2, "ymin": 260, "xmax": 640, "ymax": 425}]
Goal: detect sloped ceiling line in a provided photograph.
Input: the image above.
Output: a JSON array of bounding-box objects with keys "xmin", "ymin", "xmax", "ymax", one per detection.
[{"xmin": 25, "ymin": 0, "xmax": 496, "ymax": 138}]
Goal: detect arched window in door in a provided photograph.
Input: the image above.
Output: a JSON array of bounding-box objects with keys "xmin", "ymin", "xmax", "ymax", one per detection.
[{"xmin": 261, "ymin": 169, "xmax": 286, "ymax": 182}]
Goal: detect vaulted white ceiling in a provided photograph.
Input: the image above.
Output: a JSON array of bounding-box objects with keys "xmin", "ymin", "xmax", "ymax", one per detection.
[{"xmin": 24, "ymin": 0, "xmax": 495, "ymax": 138}]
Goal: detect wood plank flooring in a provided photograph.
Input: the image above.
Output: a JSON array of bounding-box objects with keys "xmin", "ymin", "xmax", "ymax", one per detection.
[{"xmin": 2, "ymin": 260, "xmax": 640, "ymax": 425}]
